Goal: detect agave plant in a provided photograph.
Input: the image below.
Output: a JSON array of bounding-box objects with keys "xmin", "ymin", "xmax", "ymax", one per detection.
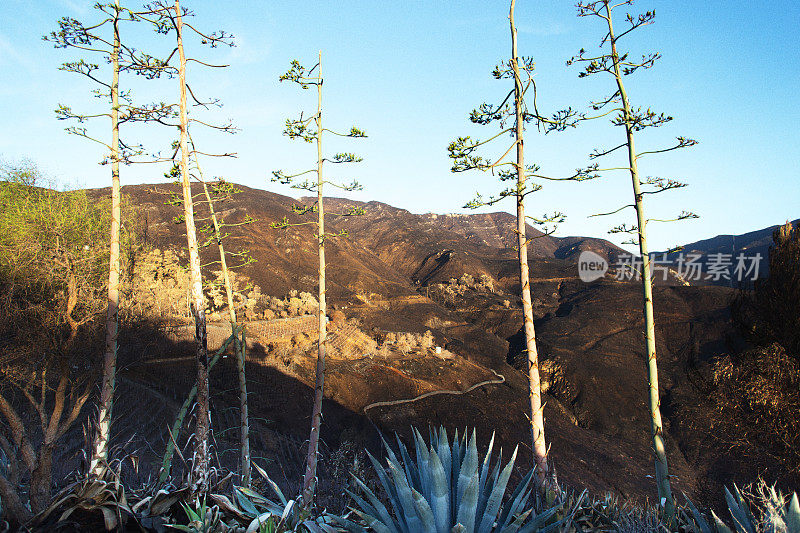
[
  {"xmin": 336, "ymin": 426, "xmax": 567, "ymax": 533},
  {"xmin": 34, "ymin": 473, "xmax": 134, "ymax": 531},
  {"xmin": 685, "ymin": 484, "xmax": 800, "ymax": 533},
  {"xmin": 214, "ymin": 462, "xmax": 340, "ymax": 533},
  {"xmin": 169, "ymin": 496, "xmax": 225, "ymax": 533}
]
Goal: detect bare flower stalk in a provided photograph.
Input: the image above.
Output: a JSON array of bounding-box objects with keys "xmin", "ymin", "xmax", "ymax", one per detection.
[
  {"xmin": 570, "ymin": 0, "xmax": 699, "ymax": 516},
  {"xmin": 132, "ymin": 0, "xmax": 235, "ymax": 491},
  {"xmin": 158, "ymin": 334, "xmax": 235, "ymax": 484},
  {"xmin": 193, "ymin": 146, "xmax": 250, "ymax": 487},
  {"xmin": 272, "ymin": 51, "xmax": 366, "ymax": 508},
  {"xmin": 44, "ymin": 0, "xmax": 174, "ymax": 476},
  {"xmin": 447, "ymin": 0, "xmax": 580, "ymax": 493},
  {"xmin": 91, "ymin": 0, "xmax": 121, "ymax": 478},
  {"xmin": 174, "ymin": 0, "xmax": 211, "ymax": 495},
  {"xmin": 509, "ymin": 0, "xmax": 551, "ymax": 491},
  {"xmin": 301, "ymin": 50, "xmax": 327, "ymax": 508},
  {"xmin": 606, "ymin": 9, "xmax": 673, "ymax": 514}
]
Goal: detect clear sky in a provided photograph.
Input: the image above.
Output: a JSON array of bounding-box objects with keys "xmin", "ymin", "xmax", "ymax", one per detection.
[{"xmin": 1, "ymin": 1, "xmax": 798, "ymax": 252}]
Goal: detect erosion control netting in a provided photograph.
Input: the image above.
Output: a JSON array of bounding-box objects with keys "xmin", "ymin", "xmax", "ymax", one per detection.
[{"xmin": 99, "ymin": 315, "xmax": 369, "ymax": 500}]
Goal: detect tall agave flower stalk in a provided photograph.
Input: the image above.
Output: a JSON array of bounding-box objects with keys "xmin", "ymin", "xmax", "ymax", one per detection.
[
  {"xmin": 44, "ymin": 0, "xmax": 137, "ymax": 477},
  {"xmin": 92, "ymin": 0, "xmax": 122, "ymax": 477},
  {"xmin": 447, "ymin": 1, "xmax": 581, "ymax": 493},
  {"xmin": 570, "ymin": 1, "xmax": 699, "ymax": 517},
  {"xmin": 131, "ymin": 0, "xmax": 236, "ymax": 493},
  {"xmin": 508, "ymin": 0, "xmax": 551, "ymax": 490},
  {"xmin": 191, "ymin": 139, "xmax": 251, "ymax": 487},
  {"xmin": 272, "ymin": 52, "xmax": 366, "ymax": 508},
  {"xmin": 173, "ymin": 0, "xmax": 211, "ymax": 493}
]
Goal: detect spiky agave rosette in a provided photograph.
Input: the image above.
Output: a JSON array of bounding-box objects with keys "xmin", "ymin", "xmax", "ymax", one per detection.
[{"xmin": 335, "ymin": 426, "xmax": 568, "ymax": 533}]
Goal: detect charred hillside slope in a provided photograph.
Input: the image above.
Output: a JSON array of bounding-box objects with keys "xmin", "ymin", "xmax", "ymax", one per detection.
[{"xmin": 78, "ymin": 182, "xmax": 796, "ymax": 507}]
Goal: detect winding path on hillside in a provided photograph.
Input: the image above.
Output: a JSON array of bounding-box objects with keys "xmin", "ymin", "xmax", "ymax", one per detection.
[{"xmin": 362, "ymin": 368, "xmax": 506, "ymax": 417}]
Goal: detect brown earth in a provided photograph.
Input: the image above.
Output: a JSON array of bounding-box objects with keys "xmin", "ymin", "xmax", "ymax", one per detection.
[{"xmin": 76, "ymin": 182, "xmax": 794, "ymax": 509}]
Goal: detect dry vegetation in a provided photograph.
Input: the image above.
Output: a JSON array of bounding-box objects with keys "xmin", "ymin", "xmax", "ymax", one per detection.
[
  {"xmin": 706, "ymin": 344, "xmax": 800, "ymax": 470},
  {"xmin": 685, "ymin": 222, "xmax": 800, "ymax": 478},
  {"xmin": 428, "ymin": 273, "xmax": 497, "ymax": 307}
]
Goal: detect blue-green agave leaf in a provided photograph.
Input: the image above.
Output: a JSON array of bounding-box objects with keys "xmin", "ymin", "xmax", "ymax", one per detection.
[
  {"xmin": 367, "ymin": 450, "xmax": 407, "ymax": 532},
  {"xmin": 683, "ymin": 493, "xmax": 712, "ymax": 533},
  {"xmin": 712, "ymin": 510, "xmax": 735, "ymax": 533},
  {"xmin": 411, "ymin": 488, "xmax": 436, "ymax": 533},
  {"xmin": 349, "ymin": 475, "xmax": 399, "ymax": 533},
  {"xmin": 387, "ymin": 459, "xmax": 424, "ymax": 532},
  {"xmin": 455, "ymin": 470, "xmax": 479, "ymax": 531},
  {"xmin": 724, "ymin": 486, "xmax": 756, "ymax": 533},
  {"xmin": 498, "ymin": 508, "xmax": 533, "ymax": 533},
  {"xmin": 428, "ymin": 450, "xmax": 450, "ymax": 533},
  {"xmin": 786, "ymin": 493, "xmax": 800, "ymax": 533}
]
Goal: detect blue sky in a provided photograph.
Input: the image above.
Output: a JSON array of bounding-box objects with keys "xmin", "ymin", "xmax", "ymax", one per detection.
[{"xmin": 1, "ymin": 1, "xmax": 798, "ymax": 252}]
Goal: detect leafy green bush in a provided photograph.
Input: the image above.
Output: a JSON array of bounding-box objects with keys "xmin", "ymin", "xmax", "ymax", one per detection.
[
  {"xmin": 0, "ymin": 168, "xmax": 111, "ymax": 342},
  {"xmin": 0, "ymin": 160, "xmax": 138, "ymax": 525}
]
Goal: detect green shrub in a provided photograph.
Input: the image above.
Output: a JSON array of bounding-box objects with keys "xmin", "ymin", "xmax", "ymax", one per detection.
[
  {"xmin": 0, "ymin": 180, "xmax": 111, "ymax": 332},
  {"xmin": 0, "ymin": 161, "xmax": 137, "ymax": 525}
]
